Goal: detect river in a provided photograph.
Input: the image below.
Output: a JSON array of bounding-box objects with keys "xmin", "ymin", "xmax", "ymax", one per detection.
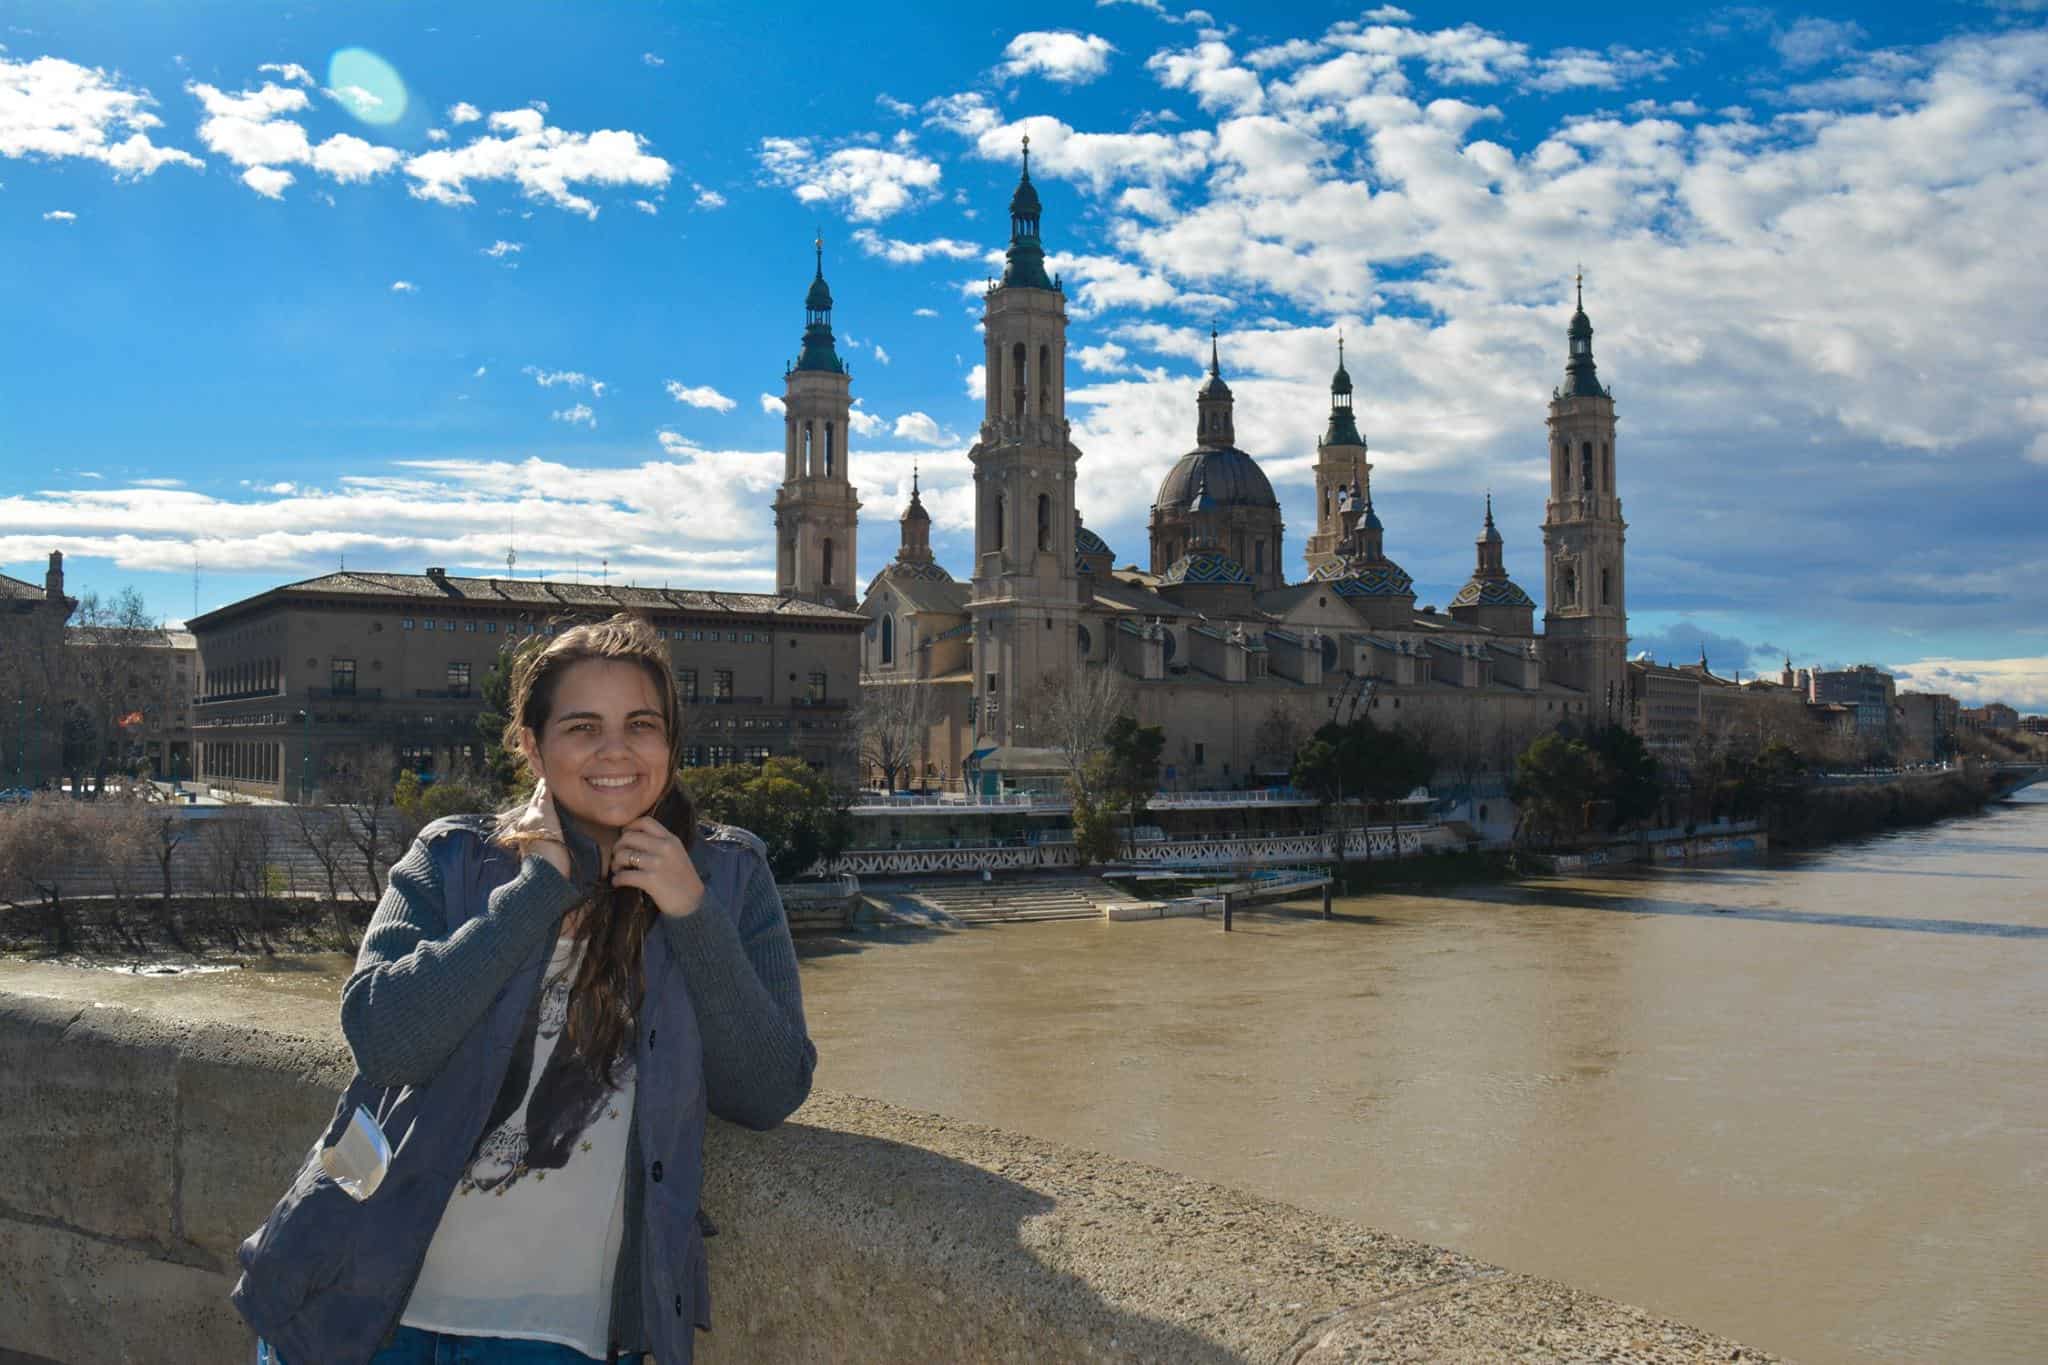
[
  {"xmin": 5, "ymin": 792, "xmax": 2041, "ymax": 1361},
  {"xmin": 803, "ymin": 792, "xmax": 2047, "ymax": 1364}
]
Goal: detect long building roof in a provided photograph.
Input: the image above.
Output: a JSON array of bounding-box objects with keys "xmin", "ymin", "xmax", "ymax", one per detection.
[{"xmin": 188, "ymin": 569, "xmax": 867, "ymax": 630}]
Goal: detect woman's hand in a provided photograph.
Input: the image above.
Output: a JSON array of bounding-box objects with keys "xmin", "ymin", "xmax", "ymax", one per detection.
[
  {"xmin": 508, "ymin": 778, "xmax": 572, "ymax": 879},
  {"xmin": 610, "ymin": 816, "xmax": 704, "ymax": 919}
]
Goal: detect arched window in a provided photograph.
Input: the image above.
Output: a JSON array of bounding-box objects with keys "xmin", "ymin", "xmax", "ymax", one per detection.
[
  {"xmin": 1603, "ymin": 442, "xmax": 1613, "ymax": 491},
  {"xmin": 822, "ymin": 537, "xmax": 835, "ymax": 586},
  {"xmin": 880, "ymin": 614, "xmax": 895, "ymax": 665},
  {"xmin": 1011, "ymin": 342, "xmax": 1028, "ymax": 417},
  {"xmin": 803, "ymin": 424, "xmax": 814, "ymax": 477},
  {"xmin": 1581, "ymin": 441, "xmax": 1594, "ymax": 491},
  {"xmin": 1558, "ymin": 442, "xmax": 1570, "ymax": 491},
  {"xmin": 994, "ymin": 494, "xmax": 1006, "ymax": 552},
  {"xmin": 824, "ymin": 422, "xmax": 835, "ymax": 478},
  {"xmin": 1254, "ymin": 539, "xmax": 1265, "ymax": 574},
  {"xmin": 1600, "ymin": 567, "xmax": 1611, "ymax": 606},
  {"xmin": 1038, "ymin": 345, "xmax": 1052, "ymax": 415},
  {"xmin": 1322, "ymin": 489, "xmax": 1330, "ymax": 520},
  {"xmin": 1037, "ymin": 493, "xmax": 1052, "ymax": 551}
]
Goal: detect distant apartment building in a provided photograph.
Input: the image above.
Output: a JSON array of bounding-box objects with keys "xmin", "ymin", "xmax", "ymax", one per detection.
[
  {"xmin": 1959, "ymin": 702, "xmax": 2020, "ymax": 733},
  {"xmin": 1803, "ymin": 664, "xmax": 1897, "ymax": 743},
  {"xmin": 66, "ymin": 626, "xmax": 198, "ymax": 780},
  {"xmin": 185, "ymin": 568, "xmax": 866, "ymax": 801},
  {"xmin": 1896, "ymin": 691, "xmax": 1959, "ymax": 759},
  {"xmin": 0, "ymin": 554, "xmax": 76, "ymax": 785},
  {"xmin": 2019, "ymin": 715, "xmax": 2047, "ymax": 736}
]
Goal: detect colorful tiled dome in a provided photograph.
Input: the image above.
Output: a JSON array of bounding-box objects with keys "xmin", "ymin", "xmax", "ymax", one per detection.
[
  {"xmin": 1313, "ymin": 558, "xmax": 1415, "ymax": 598},
  {"xmin": 1161, "ymin": 549, "xmax": 1253, "ymax": 587},
  {"xmin": 1451, "ymin": 577, "xmax": 1533, "ymax": 608}
]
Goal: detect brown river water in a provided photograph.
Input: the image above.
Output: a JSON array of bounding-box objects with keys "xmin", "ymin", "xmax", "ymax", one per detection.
[{"xmin": 6, "ymin": 789, "xmax": 2043, "ymax": 1362}]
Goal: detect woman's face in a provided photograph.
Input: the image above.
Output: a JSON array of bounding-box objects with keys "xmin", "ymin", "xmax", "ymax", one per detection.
[{"xmin": 521, "ymin": 658, "xmax": 672, "ymax": 835}]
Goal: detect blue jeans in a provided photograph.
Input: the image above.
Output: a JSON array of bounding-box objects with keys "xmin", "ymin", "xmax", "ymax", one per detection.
[{"xmin": 258, "ymin": 1326, "xmax": 642, "ymax": 1363}]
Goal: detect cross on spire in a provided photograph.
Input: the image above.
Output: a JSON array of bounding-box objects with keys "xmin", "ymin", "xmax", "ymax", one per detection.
[{"xmin": 1021, "ymin": 134, "xmax": 1031, "ymax": 177}]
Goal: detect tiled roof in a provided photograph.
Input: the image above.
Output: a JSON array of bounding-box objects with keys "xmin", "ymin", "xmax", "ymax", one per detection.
[
  {"xmin": 1, "ymin": 572, "xmax": 49, "ymax": 602},
  {"xmin": 1451, "ymin": 577, "xmax": 1535, "ymax": 609},
  {"xmin": 192, "ymin": 570, "xmax": 867, "ymax": 627}
]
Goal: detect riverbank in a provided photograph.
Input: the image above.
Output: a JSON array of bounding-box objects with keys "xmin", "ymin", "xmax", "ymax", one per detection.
[{"xmin": 1767, "ymin": 765, "xmax": 2015, "ymax": 847}]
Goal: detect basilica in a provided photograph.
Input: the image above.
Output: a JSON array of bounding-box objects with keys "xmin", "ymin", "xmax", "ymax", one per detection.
[{"xmin": 774, "ymin": 146, "xmax": 1630, "ymax": 790}]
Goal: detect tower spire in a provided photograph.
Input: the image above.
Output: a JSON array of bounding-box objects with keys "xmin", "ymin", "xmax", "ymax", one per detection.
[
  {"xmin": 796, "ymin": 233, "xmax": 843, "ymax": 373},
  {"xmin": 1209, "ymin": 328, "xmax": 1220, "ymax": 377},
  {"xmin": 1001, "ymin": 135, "xmax": 1054, "ymax": 290}
]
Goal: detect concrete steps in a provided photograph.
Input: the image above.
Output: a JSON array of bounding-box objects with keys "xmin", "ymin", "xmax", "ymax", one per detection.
[{"xmin": 897, "ymin": 875, "xmax": 1140, "ymax": 925}]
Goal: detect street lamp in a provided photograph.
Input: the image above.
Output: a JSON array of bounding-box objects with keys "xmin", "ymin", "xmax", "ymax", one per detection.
[{"xmin": 295, "ymin": 708, "xmax": 313, "ymax": 804}]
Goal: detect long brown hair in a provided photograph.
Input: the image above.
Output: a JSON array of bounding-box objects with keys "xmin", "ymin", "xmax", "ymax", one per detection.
[{"xmin": 493, "ymin": 612, "xmax": 693, "ymax": 1081}]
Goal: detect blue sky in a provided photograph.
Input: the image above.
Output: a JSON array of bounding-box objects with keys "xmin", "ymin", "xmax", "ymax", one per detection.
[{"xmin": 4, "ymin": 1, "xmax": 2046, "ymax": 709}]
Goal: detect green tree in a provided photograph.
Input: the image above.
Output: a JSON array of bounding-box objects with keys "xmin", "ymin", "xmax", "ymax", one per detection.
[
  {"xmin": 475, "ymin": 646, "xmax": 525, "ymax": 799},
  {"xmin": 1588, "ymin": 724, "xmax": 1662, "ymax": 831},
  {"xmin": 1069, "ymin": 791, "xmax": 1122, "ymax": 868},
  {"xmin": 1511, "ymin": 732, "xmax": 1599, "ymax": 847},
  {"xmin": 681, "ymin": 757, "xmax": 851, "ymax": 881},
  {"xmin": 1362, "ymin": 724, "xmax": 1434, "ymax": 874},
  {"xmin": 1098, "ymin": 716, "xmax": 1164, "ymax": 856},
  {"xmin": 1293, "ymin": 718, "xmax": 1431, "ymax": 879},
  {"xmin": 394, "ymin": 767, "xmax": 502, "ymax": 844}
]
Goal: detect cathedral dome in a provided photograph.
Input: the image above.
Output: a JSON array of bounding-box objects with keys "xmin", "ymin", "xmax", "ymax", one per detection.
[
  {"xmin": 1161, "ymin": 548, "xmax": 1253, "ymax": 587},
  {"xmin": 1311, "ymin": 557, "xmax": 1415, "ymax": 598},
  {"xmin": 1154, "ymin": 446, "xmax": 1278, "ymax": 513},
  {"xmin": 1451, "ymin": 577, "xmax": 1533, "ymax": 608}
]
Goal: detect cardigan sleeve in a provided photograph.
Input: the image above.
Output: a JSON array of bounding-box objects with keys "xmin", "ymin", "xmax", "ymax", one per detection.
[
  {"xmin": 659, "ymin": 848, "xmax": 817, "ymax": 1130},
  {"xmin": 339, "ymin": 833, "xmax": 585, "ymax": 1087}
]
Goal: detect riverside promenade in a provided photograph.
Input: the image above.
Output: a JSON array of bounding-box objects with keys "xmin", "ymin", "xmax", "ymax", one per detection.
[{"xmin": 0, "ymin": 961, "xmax": 1774, "ymax": 1364}]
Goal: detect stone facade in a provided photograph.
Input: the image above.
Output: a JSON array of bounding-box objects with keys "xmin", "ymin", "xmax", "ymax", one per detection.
[
  {"xmin": 858, "ymin": 151, "xmax": 1614, "ymax": 793},
  {"xmin": 186, "ymin": 571, "xmax": 864, "ymax": 800},
  {"xmin": 0, "ymin": 554, "xmax": 74, "ymax": 785}
]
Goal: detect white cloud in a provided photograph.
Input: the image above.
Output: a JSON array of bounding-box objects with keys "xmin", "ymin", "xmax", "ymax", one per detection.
[
  {"xmin": 448, "ymin": 102, "xmax": 481, "ymax": 124},
  {"xmin": 1527, "ymin": 46, "xmax": 1677, "ymax": 93},
  {"xmin": 483, "ymin": 239, "xmax": 522, "ymax": 258},
  {"xmin": 1001, "ymin": 31, "xmax": 1116, "ymax": 85},
  {"xmin": 655, "ymin": 429, "xmax": 697, "ymax": 455},
  {"xmin": 914, "ymin": 307, "xmax": 940, "ymax": 318},
  {"xmin": 1364, "ymin": 5, "xmax": 1413, "ymax": 22},
  {"xmin": 41, "ymin": 208, "xmax": 76, "ymax": 221},
  {"xmin": 0, "ymin": 55, "xmax": 204, "ymax": 177},
  {"xmin": 389, "ymin": 279, "xmax": 416, "ymax": 293},
  {"xmin": 188, "ymin": 79, "xmax": 401, "ymax": 195},
  {"xmin": 1148, "ymin": 40, "xmax": 1266, "ymax": 115},
  {"xmin": 876, "ymin": 94, "xmax": 917, "ymax": 118},
  {"xmin": 892, "ymin": 411, "xmax": 957, "ymax": 446},
  {"xmin": 872, "ymin": 344, "xmax": 891, "ymax": 366},
  {"xmin": 1775, "ymin": 18, "xmax": 1866, "ymax": 69},
  {"xmin": 328, "ymin": 84, "xmax": 383, "ymax": 118},
  {"xmin": 850, "ymin": 227, "xmax": 985, "ymax": 264},
  {"xmin": 642, "ymin": 52, "xmax": 666, "ymax": 68},
  {"xmin": 756, "ymin": 136, "xmax": 943, "ymax": 220},
  {"xmin": 257, "ymin": 62, "xmax": 314, "ymax": 86},
  {"xmin": 693, "ymin": 184, "xmax": 725, "ymax": 208},
  {"xmin": 551, "ymin": 403, "xmax": 596, "ymax": 428},
  {"xmin": 925, "ymin": 93, "xmax": 1214, "ymax": 192},
  {"xmin": 425, "ymin": 127, "xmax": 449, "ymax": 143},
  {"xmin": 405, "ymin": 107, "xmax": 671, "ymax": 217},
  {"xmin": 1889, "ymin": 657, "xmax": 2048, "ymax": 713},
  {"xmin": 243, "ymin": 165, "xmax": 294, "ymax": 197},
  {"xmin": 635, "ymin": 198, "xmax": 659, "ymax": 214},
  {"xmin": 473, "ymin": 365, "xmax": 487, "ymax": 378},
  {"xmin": 665, "ymin": 380, "xmax": 737, "ymax": 412},
  {"xmin": 846, "ymin": 404, "xmax": 885, "ymax": 436},
  {"xmin": 759, "ymin": 393, "xmax": 786, "ymax": 415},
  {"xmin": 1074, "ymin": 341, "xmax": 1132, "ymax": 372},
  {"xmin": 965, "ymin": 363, "xmax": 986, "ymax": 400}
]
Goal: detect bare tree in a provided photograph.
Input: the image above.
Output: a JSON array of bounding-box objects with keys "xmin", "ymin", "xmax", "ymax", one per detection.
[
  {"xmin": 1017, "ymin": 666, "xmax": 1131, "ymax": 803},
  {"xmin": 61, "ymin": 588, "xmax": 166, "ymax": 792},
  {"xmin": 78, "ymin": 795, "xmax": 158, "ymax": 947},
  {"xmin": 857, "ymin": 675, "xmax": 936, "ymax": 792},
  {"xmin": 289, "ymin": 800, "xmax": 363, "ymax": 938},
  {"xmin": 0, "ymin": 794, "xmax": 91, "ymax": 952},
  {"xmin": 1251, "ymin": 701, "xmax": 1311, "ymax": 783},
  {"xmin": 325, "ymin": 744, "xmax": 400, "ymax": 898},
  {"xmin": 203, "ymin": 812, "xmax": 276, "ymax": 949}
]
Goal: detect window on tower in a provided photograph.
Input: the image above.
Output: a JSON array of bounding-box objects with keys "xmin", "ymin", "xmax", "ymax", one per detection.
[
  {"xmin": 1581, "ymin": 442, "xmax": 1594, "ymax": 491},
  {"xmin": 803, "ymin": 424, "xmax": 813, "ymax": 476},
  {"xmin": 822, "ymin": 537, "xmax": 835, "ymax": 586},
  {"xmin": 1038, "ymin": 345, "xmax": 1051, "ymax": 415},
  {"xmin": 1037, "ymin": 494, "xmax": 1052, "ymax": 552},
  {"xmin": 1012, "ymin": 342, "xmax": 1027, "ymax": 417},
  {"xmin": 1601, "ymin": 567, "xmax": 1611, "ymax": 606},
  {"xmin": 880, "ymin": 615, "xmax": 894, "ymax": 666},
  {"xmin": 994, "ymin": 494, "xmax": 1006, "ymax": 552},
  {"xmin": 824, "ymin": 422, "xmax": 835, "ymax": 478}
]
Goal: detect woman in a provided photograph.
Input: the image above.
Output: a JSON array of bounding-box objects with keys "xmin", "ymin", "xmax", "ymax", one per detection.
[{"xmin": 234, "ymin": 613, "xmax": 816, "ymax": 1364}]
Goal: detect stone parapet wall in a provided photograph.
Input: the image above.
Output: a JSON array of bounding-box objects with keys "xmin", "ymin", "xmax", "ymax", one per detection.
[{"xmin": 0, "ymin": 986, "xmax": 1774, "ymax": 1364}]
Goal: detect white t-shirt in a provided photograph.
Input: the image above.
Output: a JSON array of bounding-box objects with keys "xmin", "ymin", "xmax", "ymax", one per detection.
[{"xmin": 403, "ymin": 935, "xmax": 638, "ymax": 1358}]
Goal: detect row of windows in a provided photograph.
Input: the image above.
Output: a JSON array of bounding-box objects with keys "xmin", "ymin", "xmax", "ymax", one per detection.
[
  {"xmin": 397, "ymin": 618, "xmax": 770, "ymax": 644},
  {"xmin": 682, "ymin": 745, "xmax": 776, "ymax": 767}
]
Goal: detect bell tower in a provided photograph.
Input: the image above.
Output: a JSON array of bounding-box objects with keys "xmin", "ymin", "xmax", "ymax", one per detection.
[
  {"xmin": 967, "ymin": 138, "xmax": 1082, "ymax": 745},
  {"xmin": 1541, "ymin": 275, "xmax": 1628, "ymax": 722},
  {"xmin": 773, "ymin": 235, "xmax": 861, "ymax": 608},
  {"xmin": 1306, "ymin": 334, "xmax": 1370, "ymax": 577}
]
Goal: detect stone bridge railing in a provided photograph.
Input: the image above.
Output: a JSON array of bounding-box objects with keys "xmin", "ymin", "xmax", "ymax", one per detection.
[
  {"xmin": 0, "ymin": 982, "xmax": 1775, "ymax": 1364},
  {"xmin": 824, "ymin": 824, "xmax": 1445, "ymax": 878}
]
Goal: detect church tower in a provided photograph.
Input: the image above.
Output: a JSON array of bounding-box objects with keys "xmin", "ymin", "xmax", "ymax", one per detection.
[
  {"xmin": 1541, "ymin": 277, "xmax": 1628, "ymax": 721},
  {"xmin": 968, "ymin": 138, "xmax": 1082, "ymax": 745},
  {"xmin": 773, "ymin": 236, "xmax": 861, "ymax": 608},
  {"xmin": 1305, "ymin": 336, "xmax": 1370, "ymax": 577}
]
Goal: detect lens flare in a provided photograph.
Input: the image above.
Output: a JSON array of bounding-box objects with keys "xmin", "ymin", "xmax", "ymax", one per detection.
[{"xmin": 326, "ymin": 47, "xmax": 408, "ymax": 126}]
